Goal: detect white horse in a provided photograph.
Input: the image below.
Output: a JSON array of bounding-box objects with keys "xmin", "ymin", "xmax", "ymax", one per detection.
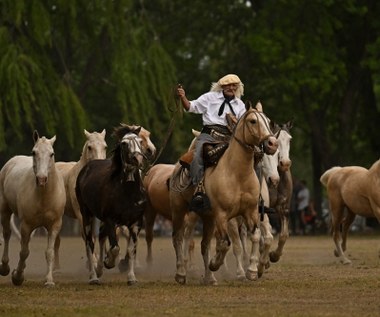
[
  {"xmin": 0, "ymin": 131, "xmax": 66, "ymax": 286},
  {"xmin": 55, "ymin": 129, "xmax": 107, "ymax": 269}
]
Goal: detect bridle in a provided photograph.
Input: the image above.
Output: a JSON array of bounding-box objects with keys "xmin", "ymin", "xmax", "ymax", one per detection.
[{"xmin": 232, "ymin": 108, "xmax": 273, "ymax": 153}]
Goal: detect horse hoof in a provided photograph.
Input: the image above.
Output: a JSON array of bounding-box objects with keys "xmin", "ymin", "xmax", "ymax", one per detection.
[
  {"xmin": 118, "ymin": 259, "xmax": 129, "ymax": 273},
  {"xmin": 209, "ymin": 261, "xmax": 222, "ymax": 272},
  {"xmin": 202, "ymin": 278, "xmax": 218, "ymax": 286},
  {"xmin": 127, "ymin": 280, "xmax": 138, "ymax": 286},
  {"xmin": 269, "ymin": 252, "xmax": 280, "ymax": 263},
  {"xmin": 104, "ymin": 246, "xmax": 120, "ymax": 269},
  {"xmin": 44, "ymin": 281, "xmax": 55, "ymax": 287},
  {"xmin": 0, "ymin": 263, "xmax": 10, "ymax": 276},
  {"xmin": 175, "ymin": 274, "xmax": 186, "ymax": 285},
  {"xmin": 11, "ymin": 270, "xmax": 24, "ymax": 286},
  {"xmin": 89, "ymin": 278, "xmax": 101, "ymax": 285},
  {"xmin": 341, "ymin": 259, "xmax": 352, "ymax": 265},
  {"xmin": 245, "ymin": 270, "xmax": 258, "ymax": 281}
]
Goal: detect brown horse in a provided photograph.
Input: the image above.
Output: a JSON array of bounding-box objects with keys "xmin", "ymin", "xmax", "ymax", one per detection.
[
  {"xmin": 76, "ymin": 124, "xmax": 147, "ymax": 284},
  {"xmin": 320, "ymin": 160, "xmax": 380, "ymax": 264},
  {"xmin": 170, "ymin": 103, "xmax": 278, "ymax": 285}
]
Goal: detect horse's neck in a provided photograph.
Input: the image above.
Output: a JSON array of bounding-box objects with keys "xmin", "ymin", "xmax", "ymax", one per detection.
[{"xmin": 219, "ymin": 140, "xmax": 255, "ymax": 176}]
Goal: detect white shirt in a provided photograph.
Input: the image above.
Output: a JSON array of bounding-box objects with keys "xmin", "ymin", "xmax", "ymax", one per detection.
[{"xmin": 188, "ymin": 91, "xmax": 246, "ymax": 126}]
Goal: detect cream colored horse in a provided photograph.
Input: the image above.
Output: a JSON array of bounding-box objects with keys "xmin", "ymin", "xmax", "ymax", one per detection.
[
  {"xmin": 170, "ymin": 103, "xmax": 278, "ymax": 285},
  {"xmin": 0, "ymin": 131, "xmax": 66, "ymax": 286},
  {"xmin": 55, "ymin": 129, "xmax": 107, "ymax": 269},
  {"xmin": 320, "ymin": 159, "xmax": 380, "ymax": 264}
]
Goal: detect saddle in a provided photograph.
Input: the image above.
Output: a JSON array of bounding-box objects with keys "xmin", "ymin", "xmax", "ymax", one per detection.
[{"xmin": 179, "ymin": 141, "xmax": 229, "ymax": 169}]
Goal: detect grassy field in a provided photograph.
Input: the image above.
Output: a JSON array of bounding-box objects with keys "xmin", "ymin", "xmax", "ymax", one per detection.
[{"xmin": 0, "ymin": 233, "xmax": 379, "ymax": 317}]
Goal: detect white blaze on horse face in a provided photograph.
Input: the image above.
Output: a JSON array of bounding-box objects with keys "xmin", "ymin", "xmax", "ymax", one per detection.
[
  {"xmin": 83, "ymin": 129, "xmax": 108, "ymax": 161},
  {"xmin": 250, "ymin": 110, "xmax": 278, "ymax": 155},
  {"xmin": 262, "ymin": 150, "xmax": 280, "ymax": 187},
  {"xmin": 121, "ymin": 133, "xmax": 144, "ymax": 168},
  {"xmin": 277, "ymin": 129, "xmax": 292, "ymax": 172},
  {"xmin": 32, "ymin": 136, "xmax": 56, "ymax": 187}
]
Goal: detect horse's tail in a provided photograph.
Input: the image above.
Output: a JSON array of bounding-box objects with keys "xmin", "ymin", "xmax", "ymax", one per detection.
[{"xmin": 320, "ymin": 166, "xmax": 342, "ymax": 187}]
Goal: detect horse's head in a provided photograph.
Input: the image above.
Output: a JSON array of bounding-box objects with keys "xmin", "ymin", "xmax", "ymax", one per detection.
[
  {"xmin": 138, "ymin": 127, "xmax": 156, "ymax": 161},
  {"xmin": 32, "ymin": 130, "xmax": 56, "ymax": 187},
  {"xmin": 234, "ymin": 101, "xmax": 278, "ymax": 155},
  {"xmin": 83, "ymin": 129, "xmax": 108, "ymax": 162},
  {"xmin": 262, "ymin": 150, "xmax": 280, "ymax": 188},
  {"xmin": 271, "ymin": 121, "xmax": 293, "ymax": 172},
  {"xmin": 113, "ymin": 124, "xmax": 146, "ymax": 181}
]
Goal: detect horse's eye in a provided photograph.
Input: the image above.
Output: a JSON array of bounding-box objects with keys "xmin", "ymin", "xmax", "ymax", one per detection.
[{"xmin": 250, "ymin": 119, "xmax": 257, "ymax": 124}]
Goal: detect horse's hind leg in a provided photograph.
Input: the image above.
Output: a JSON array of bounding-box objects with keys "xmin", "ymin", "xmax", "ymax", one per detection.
[
  {"xmin": 341, "ymin": 210, "xmax": 355, "ymax": 254},
  {"xmin": 331, "ymin": 203, "xmax": 351, "ymax": 264},
  {"xmin": 270, "ymin": 208, "xmax": 290, "ymax": 263},
  {"xmin": 200, "ymin": 215, "xmax": 217, "ymax": 285},
  {"xmin": 258, "ymin": 214, "xmax": 274, "ymax": 277},
  {"xmin": 0, "ymin": 208, "xmax": 12, "ymax": 276},
  {"xmin": 83, "ymin": 215, "xmax": 100, "ymax": 284},
  {"xmin": 12, "ymin": 222, "xmax": 33, "ymax": 286}
]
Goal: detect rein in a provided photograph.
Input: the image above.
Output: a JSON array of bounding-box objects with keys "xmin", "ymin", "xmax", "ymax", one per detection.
[{"xmin": 142, "ymin": 85, "xmax": 183, "ymax": 176}]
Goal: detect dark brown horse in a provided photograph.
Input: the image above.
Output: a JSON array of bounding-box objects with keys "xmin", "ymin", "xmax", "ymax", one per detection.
[{"xmin": 76, "ymin": 124, "xmax": 147, "ymax": 285}]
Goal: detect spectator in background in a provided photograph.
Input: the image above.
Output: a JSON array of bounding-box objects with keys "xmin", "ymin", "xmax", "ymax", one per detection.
[{"xmin": 297, "ymin": 180, "xmax": 310, "ymax": 235}]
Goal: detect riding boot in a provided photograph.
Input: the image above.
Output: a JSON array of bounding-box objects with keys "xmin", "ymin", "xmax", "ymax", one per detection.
[{"xmin": 189, "ymin": 180, "xmax": 211, "ymax": 214}]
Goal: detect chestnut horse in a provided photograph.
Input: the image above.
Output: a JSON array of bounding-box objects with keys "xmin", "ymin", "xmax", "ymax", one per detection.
[
  {"xmin": 0, "ymin": 131, "xmax": 66, "ymax": 286},
  {"xmin": 170, "ymin": 103, "xmax": 278, "ymax": 285},
  {"xmin": 320, "ymin": 159, "xmax": 380, "ymax": 264}
]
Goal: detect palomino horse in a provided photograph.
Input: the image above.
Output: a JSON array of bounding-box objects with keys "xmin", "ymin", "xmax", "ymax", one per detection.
[
  {"xmin": 170, "ymin": 103, "xmax": 278, "ymax": 285},
  {"xmin": 0, "ymin": 131, "xmax": 66, "ymax": 286},
  {"xmin": 320, "ymin": 159, "xmax": 380, "ymax": 264},
  {"xmin": 266, "ymin": 121, "xmax": 293, "ymax": 263},
  {"xmin": 76, "ymin": 124, "xmax": 148, "ymax": 285},
  {"xmin": 55, "ymin": 129, "xmax": 107, "ymax": 269}
]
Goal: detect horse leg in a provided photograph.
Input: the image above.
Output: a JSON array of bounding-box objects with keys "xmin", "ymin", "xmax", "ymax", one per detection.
[
  {"xmin": 144, "ymin": 206, "xmax": 156, "ymax": 267},
  {"xmin": 209, "ymin": 212, "xmax": 230, "ymax": 273},
  {"xmin": 171, "ymin": 200, "xmax": 187, "ymax": 285},
  {"xmin": 11, "ymin": 222, "xmax": 33, "ymax": 286},
  {"xmin": 227, "ymin": 217, "xmax": 246, "ymax": 280},
  {"xmin": 331, "ymin": 203, "xmax": 351, "ymax": 264},
  {"xmin": 0, "ymin": 209, "xmax": 11, "ymax": 276},
  {"xmin": 53, "ymin": 234, "xmax": 61, "ymax": 271},
  {"xmin": 83, "ymin": 215, "xmax": 99, "ymax": 284},
  {"xmin": 270, "ymin": 208, "xmax": 290, "ymax": 263},
  {"xmin": 184, "ymin": 212, "xmax": 198, "ymax": 272},
  {"xmin": 124, "ymin": 222, "xmax": 141, "ymax": 285},
  {"xmin": 44, "ymin": 220, "xmax": 62, "ymax": 287},
  {"xmin": 258, "ymin": 214, "xmax": 274, "ymax": 277},
  {"xmin": 341, "ymin": 209, "xmax": 355, "ymax": 253},
  {"xmin": 103, "ymin": 221, "xmax": 120, "ymax": 270}
]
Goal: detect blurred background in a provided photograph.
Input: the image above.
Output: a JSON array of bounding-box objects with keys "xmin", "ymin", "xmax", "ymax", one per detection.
[{"xmin": 1, "ymin": 0, "xmax": 379, "ymax": 234}]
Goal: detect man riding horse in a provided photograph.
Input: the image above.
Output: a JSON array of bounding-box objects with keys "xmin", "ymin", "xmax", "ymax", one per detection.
[{"xmin": 177, "ymin": 74, "xmax": 246, "ymax": 211}]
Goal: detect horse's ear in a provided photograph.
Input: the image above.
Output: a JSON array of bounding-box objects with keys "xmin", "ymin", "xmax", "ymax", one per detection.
[
  {"xmin": 33, "ymin": 130, "xmax": 39, "ymax": 143},
  {"xmin": 101, "ymin": 129, "xmax": 106, "ymax": 137},
  {"xmin": 286, "ymin": 119, "xmax": 294, "ymax": 130},
  {"xmin": 50, "ymin": 135, "xmax": 57, "ymax": 145},
  {"xmin": 134, "ymin": 126, "xmax": 142, "ymax": 135},
  {"xmin": 270, "ymin": 120, "xmax": 276, "ymax": 132},
  {"xmin": 255, "ymin": 101, "xmax": 263, "ymax": 112},
  {"xmin": 245, "ymin": 100, "xmax": 252, "ymax": 111},
  {"xmin": 192, "ymin": 129, "xmax": 200, "ymax": 137},
  {"xmin": 226, "ymin": 113, "xmax": 237, "ymax": 132},
  {"xmin": 84, "ymin": 129, "xmax": 90, "ymax": 138}
]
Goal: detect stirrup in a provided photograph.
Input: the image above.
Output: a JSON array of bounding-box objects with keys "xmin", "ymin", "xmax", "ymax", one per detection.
[{"xmin": 189, "ymin": 181, "xmax": 211, "ymax": 214}]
